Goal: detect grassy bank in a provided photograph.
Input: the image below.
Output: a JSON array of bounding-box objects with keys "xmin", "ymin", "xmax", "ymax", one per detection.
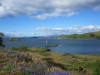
[{"xmin": 0, "ymin": 46, "xmax": 100, "ymax": 75}]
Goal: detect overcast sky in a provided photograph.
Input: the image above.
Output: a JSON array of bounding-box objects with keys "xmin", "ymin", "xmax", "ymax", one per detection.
[{"xmin": 0, "ymin": 0, "xmax": 100, "ymax": 37}]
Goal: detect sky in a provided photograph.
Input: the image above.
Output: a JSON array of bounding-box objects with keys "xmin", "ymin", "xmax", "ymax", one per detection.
[{"xmin": 0, "ymin": 0, "xmax": 100, "ymax": 37}]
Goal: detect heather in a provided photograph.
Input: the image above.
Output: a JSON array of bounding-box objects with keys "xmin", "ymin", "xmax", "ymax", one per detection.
[{"xmin": 0, "ymin": 46, "xmax": 72, "ymax": 75}]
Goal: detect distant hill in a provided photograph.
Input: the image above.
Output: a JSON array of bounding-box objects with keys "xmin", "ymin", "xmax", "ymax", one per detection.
[
  {"xmin": 58, "ymin": 31, "xmax": 100, "ymax": 40},
  {"xmin": 30, "ymin": 36, "xmax": 38, "ymax": 38}
]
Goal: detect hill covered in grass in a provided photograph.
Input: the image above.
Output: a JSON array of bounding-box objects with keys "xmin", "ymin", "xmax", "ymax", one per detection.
[{"xmin": 58, "ymin": 31, "xmax": 100, "ymax": 40}]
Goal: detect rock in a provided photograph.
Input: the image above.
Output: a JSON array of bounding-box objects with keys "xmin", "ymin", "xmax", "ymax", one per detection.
[
  {"xmin": 46, "ymin": 44, "xmax": 58, "ymax": 47},
  {"xmin": 76, "ymin": 67, "xmax": 83, "ymax": 71},
  {"xmin": 44, "ymin": 49, "xmax": 51, "ymax": 52}
]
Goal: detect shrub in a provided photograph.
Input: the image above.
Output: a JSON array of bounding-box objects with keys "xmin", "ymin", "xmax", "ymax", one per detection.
[
  {"xmin": 11, "ymin": 47, "xmax": 17, "ymax": 50},
  {"xmin": 11, "ymin": 45, "xmax": 28, "ymax": 52},
  {"xmin": 18, "ymin": 45, "xmax": 27, "ymax": 52}
]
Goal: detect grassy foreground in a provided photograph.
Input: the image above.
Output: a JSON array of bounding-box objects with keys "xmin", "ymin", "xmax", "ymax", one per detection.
[{"xmin": 0, "ymin": 45, "xmax": 100, "ymax": 75}]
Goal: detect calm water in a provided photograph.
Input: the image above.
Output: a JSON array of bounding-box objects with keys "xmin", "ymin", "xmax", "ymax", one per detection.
[{"xmin": 3, "ymin": 38, "xmax": 100, "ymax": 54}]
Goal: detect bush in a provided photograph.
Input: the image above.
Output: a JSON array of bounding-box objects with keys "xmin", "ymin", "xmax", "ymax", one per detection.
[
  {"xmin": 18, "ymin": 45, "xmax": 27, "ymax": 52},
  {"xmin": 11, "ymin": 45, "xmax": 28, "ymax": 52},
  {"xmin": 11, "ymin": 47, "xmax": 17, "ymax": 50}
]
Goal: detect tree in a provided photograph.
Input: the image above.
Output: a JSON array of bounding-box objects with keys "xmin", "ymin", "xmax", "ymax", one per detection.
[
  {"xmin": 0, "ymin": 32, "xmax": 4, "ymax": 37},
  {"xmin": 0, "ymin": 32, "xmax": 5, "ymax": 47}
]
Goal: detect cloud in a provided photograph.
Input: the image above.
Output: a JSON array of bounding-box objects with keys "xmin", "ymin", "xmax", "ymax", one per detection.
[
  {"xmin": 0, "ymin": 0, "xmax": 100, "ymax": 19},
  {"xmin": 4, "ymin": 30, "xmax": 35, "ymax": 37},
  {"xmin": 36, "ymin": 25, "xmax": 100, "ymax": 36},
  {"xmin": 3, "ymin": 25, "xmax": 100, "ymax": 37}
]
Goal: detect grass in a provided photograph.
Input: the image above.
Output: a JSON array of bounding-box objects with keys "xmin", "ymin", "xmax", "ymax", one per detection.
[{"xmin": 0, "ymin": 46, "xmax": 100, "ymax": 75}]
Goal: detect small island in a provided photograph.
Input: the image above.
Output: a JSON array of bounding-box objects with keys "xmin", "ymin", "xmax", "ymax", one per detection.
[{"xmin": 8, "ymin": 37, "xmax": 22, "ymax": 41}]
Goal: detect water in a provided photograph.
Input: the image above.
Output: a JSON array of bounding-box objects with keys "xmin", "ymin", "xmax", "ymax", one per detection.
[{"xmin": 3, "ymin": 38, "xmax": 100, "ymax": 54}]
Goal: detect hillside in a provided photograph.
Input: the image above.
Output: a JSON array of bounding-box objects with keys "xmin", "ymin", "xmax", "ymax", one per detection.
[
  {"xmin": 58, "ymin": 31, "xmax": 100, "ymax": 40},
  {"xmin": 0, "ymin": 46, "xmax": 100, "ymax": 75}
]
